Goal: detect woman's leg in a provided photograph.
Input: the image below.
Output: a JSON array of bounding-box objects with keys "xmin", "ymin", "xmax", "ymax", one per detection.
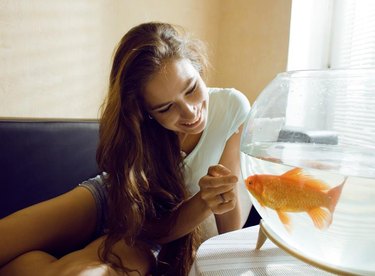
[
  {"xmin": 0, "ymin": 251, "xmax": 57, "ymax": 276},
  {"xmin": 0, "ymin": 186, "xmax": 97, "ymax": 266},
  {"xmin": 0, "ymin": 236, "xmax": 153, "ymax": 276}
]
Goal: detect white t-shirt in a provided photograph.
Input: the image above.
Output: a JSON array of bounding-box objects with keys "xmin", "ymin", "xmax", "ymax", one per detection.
[{"xmin": 183, "ymin": 87, "xmax": 251, "ymax": 240}]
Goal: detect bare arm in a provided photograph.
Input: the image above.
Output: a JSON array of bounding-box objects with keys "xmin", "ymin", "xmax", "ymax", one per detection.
[
  {"xmin": 143, "ymin": 124, "xmax": 244, "ymax": 244},
  {"xmin": 0, "ymin": 187, "xmax": 97, "ymax": 266},
  {"xmin": 148, "ymin": 164, "xmax": 238, "ymax": 244},
  {"xmin": 215, "ymin": 124, "xmax": 245, "ymax": 233}
]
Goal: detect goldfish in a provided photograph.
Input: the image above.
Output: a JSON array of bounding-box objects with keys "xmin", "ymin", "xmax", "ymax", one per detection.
[{"xmin": 244, "ymin": 168, "xmax": 345, "ymax": 231}]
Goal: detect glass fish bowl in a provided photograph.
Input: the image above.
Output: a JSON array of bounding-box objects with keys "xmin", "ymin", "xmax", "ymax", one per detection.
[{"xmin": 240, "ymin": 69, "xmax": 375, "ymax": 275}]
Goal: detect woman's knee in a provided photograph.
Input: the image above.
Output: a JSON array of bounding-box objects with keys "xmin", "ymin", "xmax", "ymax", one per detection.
[
  {"xmin": 51, "ymin": 237, "xmax": 153, "ymax": 276},
  {"xmin": 0, "ymin": 250, "xmax": 57, "ymax": 276},
  {"xmin": 88, "ymin": 237, "xmax": 154, "ymax": 275}
]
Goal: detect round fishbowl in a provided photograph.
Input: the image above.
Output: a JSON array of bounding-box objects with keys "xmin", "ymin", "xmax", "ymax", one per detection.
[{"xmin": 240, "ymin": 69, "xmax": 375, "ymax": 275}]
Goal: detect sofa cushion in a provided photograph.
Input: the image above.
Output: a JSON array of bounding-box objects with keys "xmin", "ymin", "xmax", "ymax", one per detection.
[{"xmin": 0, "ymin": 119, "xmax": 100, "ymax": 218}]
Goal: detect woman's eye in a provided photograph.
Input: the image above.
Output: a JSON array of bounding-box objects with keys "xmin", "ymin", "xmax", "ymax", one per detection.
[
  {"xmin": 186, "ymin": 83, "xmax": 197, "ymax": 95},
  {"xmin": 158, "ymin": 104, "xmax": 172, "ymax": 113}
]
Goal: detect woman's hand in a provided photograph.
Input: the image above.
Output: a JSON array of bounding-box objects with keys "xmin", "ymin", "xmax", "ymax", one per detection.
[
  {"xmin": 198, "ymin": 164, "xmax": 238, "ymax": 215},
  {"xmin": 142, "ymin": 164, "xmax": 238, "ymax": 244},
  {"xmin": 143, "ymin": 165, "xmax": 239, "ymax": 244}
]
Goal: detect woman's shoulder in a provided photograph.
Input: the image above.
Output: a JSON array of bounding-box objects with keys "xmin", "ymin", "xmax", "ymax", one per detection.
[{"xmin": 208, "ymin": 87, "xmax": 250, "ymax": 112}]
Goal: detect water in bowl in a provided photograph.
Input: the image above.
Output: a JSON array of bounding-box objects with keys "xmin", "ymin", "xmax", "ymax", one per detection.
[{"xmin": 241, "ymin": 142, "xmax": 375, "ymax": 275}]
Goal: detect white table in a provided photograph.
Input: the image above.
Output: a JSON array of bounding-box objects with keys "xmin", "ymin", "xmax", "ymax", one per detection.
[{"xmin": 189, "ymin": 225, "xmax": 336, "ymax": 276}]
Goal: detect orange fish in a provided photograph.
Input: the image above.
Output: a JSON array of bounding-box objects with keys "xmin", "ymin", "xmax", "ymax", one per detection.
[{"xmin": 244, "ymin": 168, "xmax": 345, "ymax": 231}]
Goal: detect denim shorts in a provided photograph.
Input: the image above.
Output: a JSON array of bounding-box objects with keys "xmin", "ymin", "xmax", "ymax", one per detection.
[
  {"xmin": 79, "ymin": 174, "xmax": 108, "ymax": 237},
  {"xmin": 79, "ymin": 174, "xmax": 161, "ymax": 255}
]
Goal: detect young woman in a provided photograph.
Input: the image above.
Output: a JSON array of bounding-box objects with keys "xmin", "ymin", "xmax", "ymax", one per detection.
[{"xmin": 0, "ymin": 22, "xmax": 250, "ymax": 275}]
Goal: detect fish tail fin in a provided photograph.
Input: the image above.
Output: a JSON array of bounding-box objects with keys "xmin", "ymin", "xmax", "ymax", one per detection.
[
  {"xmin": 308, "ymin": 207, "xmax": 332, "ymax": 229},
  {"xmin": 309, "ymin": 177, "xmax": 346, "ymax": 230},
  {"xmin": 327, "ymin": 177, "xmax": 346, "ymax": 213}
]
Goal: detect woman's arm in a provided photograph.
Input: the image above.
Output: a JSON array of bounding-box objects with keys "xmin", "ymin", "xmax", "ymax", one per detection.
[
  {"xmin": 149, "ymin": 164, "xmax": 238, "ymax": 244},
  {"xmin": 0, "ymin": 187, "xmax": 97, "ymax": 267},
  {"xmin": 215, "ymin": 124, "xmax": 245, "ymax": 233}
]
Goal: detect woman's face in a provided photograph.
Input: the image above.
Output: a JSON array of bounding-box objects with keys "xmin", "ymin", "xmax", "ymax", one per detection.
[{"xmin": 144, "ymin": 58, "xmax": 209, "ymax": 135}]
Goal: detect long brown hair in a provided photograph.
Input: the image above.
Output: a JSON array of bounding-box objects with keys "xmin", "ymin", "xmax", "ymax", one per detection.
[{"xmin": 96, "ymin": 22, "xmax": 208, "ymax": 275}]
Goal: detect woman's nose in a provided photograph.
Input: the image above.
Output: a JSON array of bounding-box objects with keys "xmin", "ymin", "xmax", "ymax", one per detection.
[{"xmin": 179, "ymin": 102, "xmax": 196, "ymax": 119}]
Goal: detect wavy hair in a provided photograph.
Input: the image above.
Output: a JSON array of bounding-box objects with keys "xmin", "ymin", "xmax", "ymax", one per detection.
[{"xmin": 96, "ymin": 22, "xmax": 208, "ymax": 275}]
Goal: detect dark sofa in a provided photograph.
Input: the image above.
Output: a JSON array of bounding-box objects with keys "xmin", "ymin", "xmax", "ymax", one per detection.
[
  {"xmin": 0, "ymin": 118, "xmax": 261, "ymax": 230},
  {"xmin": 0, "ymin": 119, "xmax": 100, "ymax": 219}
]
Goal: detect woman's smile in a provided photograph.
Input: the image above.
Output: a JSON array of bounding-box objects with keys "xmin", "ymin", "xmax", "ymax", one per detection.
[
  {"xmin": 180, "ymin": 105, "xmax": 203, "ymax": 129},
  {"xmin": 144, "ymin": 58, "xmax": 209, "ymax": 135}
]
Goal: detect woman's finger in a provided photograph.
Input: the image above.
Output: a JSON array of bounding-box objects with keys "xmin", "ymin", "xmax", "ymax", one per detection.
[
  {"xmin": 199, "ymin": 179, "xmax": 236, "ymax": 199},
  {"xmin": 207, "ymin": 164, "xmax": 231, "ymax": 177},
  {"xmin": 211, "ymin": 199, "xmax": 236, "ymax": 215},
  {"xmin": 218, "ymin": 190, "xmax": 236, "ymax": 204},
  {"xmin": 199, "ymin": 175, "xmax": 238, "ymax": 189},
  {"xmin": 200, "ymin": 187, "xmax": 237, "ymax": 213}
]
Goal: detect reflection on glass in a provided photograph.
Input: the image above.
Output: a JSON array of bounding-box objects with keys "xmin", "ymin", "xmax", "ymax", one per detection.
[{"xmin": 241, "ymin": 69, "xmax": 375, "ymax": 275}]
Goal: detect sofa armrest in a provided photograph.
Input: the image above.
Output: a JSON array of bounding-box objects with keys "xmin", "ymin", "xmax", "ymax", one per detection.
[{"xmin": 0, "ymin": 119, "xmax": 101, "ymax": 218}]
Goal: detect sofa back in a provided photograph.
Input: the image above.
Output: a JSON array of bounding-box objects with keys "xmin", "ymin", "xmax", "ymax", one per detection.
[{"xmin": 0, "ymin": 119, "xmax": 100, "ymax": 218}]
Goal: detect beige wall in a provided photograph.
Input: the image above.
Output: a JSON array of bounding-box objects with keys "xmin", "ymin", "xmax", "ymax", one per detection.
[
  {"xmin": 0, "ymin": 0, "xmax": 291, "ymax": 119},
  {"xmin": 215, "ymin": 0, "xmax": 292, "ymax": 103}
]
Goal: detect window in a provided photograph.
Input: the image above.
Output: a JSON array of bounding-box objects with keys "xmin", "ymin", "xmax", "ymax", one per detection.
[
  {"xmin": 287, "ymin": 0, "xmax": 375, "ymax": 70},
  {"xmin": 286, "ymin": 0, "xmax": 375, "ymax": 149},
  {"xmin": 330, "ymin": 0, "xmax": 375, "ymax": 69}
]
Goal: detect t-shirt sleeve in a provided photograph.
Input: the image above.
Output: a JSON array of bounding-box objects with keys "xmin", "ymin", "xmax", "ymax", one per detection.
[{"xmin": 226, "ymin": 88, "xmax": 251, "ymax": 139}]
